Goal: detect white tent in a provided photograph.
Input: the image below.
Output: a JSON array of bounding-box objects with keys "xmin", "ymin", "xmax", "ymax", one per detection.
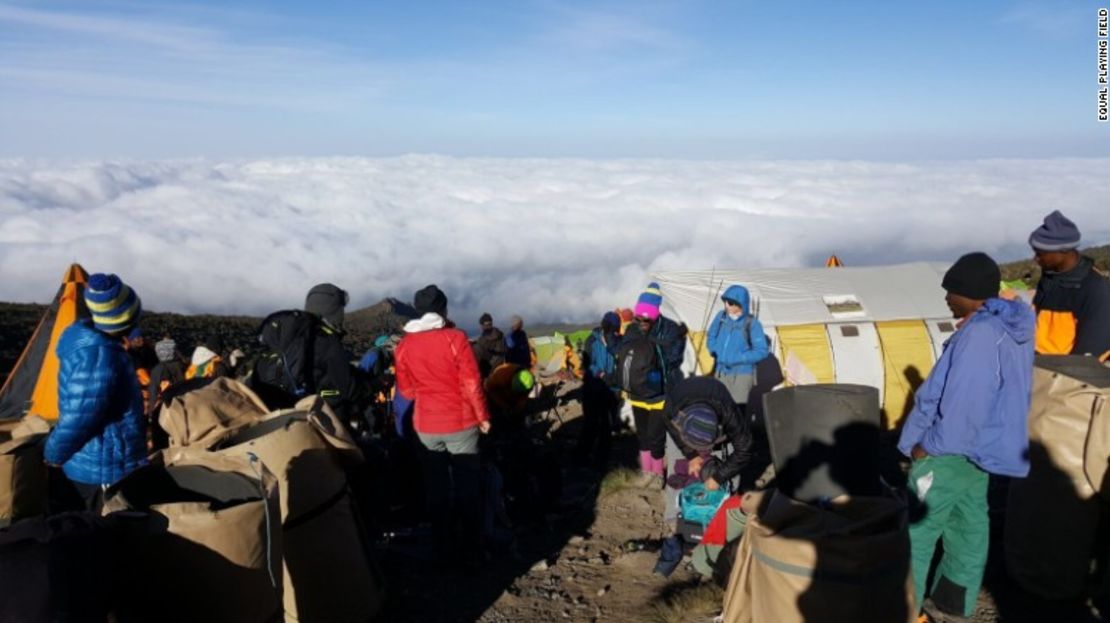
[{"xmin": 652, "ymin": 262, "xmax": 956, "ymax": 429}]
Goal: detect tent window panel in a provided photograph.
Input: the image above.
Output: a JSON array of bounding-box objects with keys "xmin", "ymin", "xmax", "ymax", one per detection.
[
  {"xmin": 937, "ymin": 322, "xmax": 955, "ymax": 333},
  {"xmin": 840, "ymin": 325, "xmax": 860, "ymax": 337},
  {"xmin": 875, "ymin": 320, "xmax": 937, "ymax": 431},
  {"xmin": 777, "ymin": 324, "xmax": 835, "ymax": 385}
]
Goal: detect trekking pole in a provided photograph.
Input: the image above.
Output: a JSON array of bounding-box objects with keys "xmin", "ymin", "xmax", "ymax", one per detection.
[{"xmin": 692, "ymin": 270, "xmax": 725, "ymax": 375}]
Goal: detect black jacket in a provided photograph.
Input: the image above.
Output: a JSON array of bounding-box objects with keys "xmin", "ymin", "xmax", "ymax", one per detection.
[
  {"xmin": 624, "ymin": 315, "xmax": 688, "ymax": 386},
  {"xmin": 1033, "ymin": 256, "xmax": 1110, "ymax": 358},
  {"xmin": 473, "ymin": 327, "xmax": 508, "ymax": 376},
  {"xmin": 664, "ymin": 376, "xmax": 753, "ymax": 484},
  {"xmin": 312, "ymin": 327, "xmax": 369, "ymax": 422},
  {"xmin": 147, "ymin": 360, "xmax": 186, "ymax": 413}
]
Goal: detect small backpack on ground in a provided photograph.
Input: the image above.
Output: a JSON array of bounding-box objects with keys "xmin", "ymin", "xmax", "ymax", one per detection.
[
  {"xmin": 615, "ymin": 335, "xmax": 665, "ymax": 400},
  {"xmin": 251, "ymin": 310, "xmax": 318, "ymax": 406}
]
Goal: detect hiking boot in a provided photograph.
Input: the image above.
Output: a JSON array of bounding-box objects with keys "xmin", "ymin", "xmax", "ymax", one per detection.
[{"xmin": 920, "ymin": 599, "xmax": 971, "ymax": 623}]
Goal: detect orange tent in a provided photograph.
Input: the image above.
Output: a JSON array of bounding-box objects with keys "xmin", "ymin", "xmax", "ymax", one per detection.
[
  {"xmin": 0, "ymin": 264, "xmax": 89, "ymax": 422},
  {"xmin": 825, "ymin": 255, "xmax": 844, "ymax": 267}
]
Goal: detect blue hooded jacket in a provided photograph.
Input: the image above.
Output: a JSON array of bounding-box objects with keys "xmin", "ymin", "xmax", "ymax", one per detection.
[
  {"xmin": 707, "ymin": 285, "xmax": 769, "ymax": 376},
  {"xmin": 897, "ymin": 298, "xmax": 1035, "ymax": 477},
  {"xmin": 44, "ymin": 320, "xmax": 147, "ymax": 486}
]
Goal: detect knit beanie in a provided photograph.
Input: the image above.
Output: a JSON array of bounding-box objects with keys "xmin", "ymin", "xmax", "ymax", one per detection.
[
  {"xmin": 1029, "ymin": 210, "xmax": 1081, "ymax": 252},
  {"xmin": 479, "ymin": 312, "xmax": 493, "ymax": 325},
  {"xmin": 942, "ymin": 252, "xmax": 1001, "ymax": 300},
  {"xmin": 512, "ymin": 369, "xmax": 535, "ymax": 394},
  {"xmin": 85, "ymin": 273, "xmax": 141, "ymax": 336},
  {"xmin": 673, "ymin": 403, "xmax": 719, "ymax": 452},
  {"xmin": 305, "ymin": 283, "xmax": 349, "ymax": 330},
  {"xmin": 601, "ymin": 311, "xmax": 621, "ymax": 331},
  {"xmin": 413, "ymin": 285, "xmax": 448, "ymax": 316},
  {"xmin": 634, "ymin": 282, "xmax": 663, "ymax": 320},
  {"xmin": 154, "ymin": 338, "xmax": 177, "ymax": 363}
]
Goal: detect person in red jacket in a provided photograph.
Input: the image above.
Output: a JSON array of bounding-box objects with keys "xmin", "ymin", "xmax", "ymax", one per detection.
[{"xmin": 395, "ymin": 284, "xmax": 492, "ymax": 564}]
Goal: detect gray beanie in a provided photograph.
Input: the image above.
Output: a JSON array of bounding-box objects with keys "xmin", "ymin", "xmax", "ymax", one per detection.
[
  {"xmin": 305, "ymin": 283, "xmax": 350, "ymax": 330},
  {"xmin": 1029, "ymin": 210, "xmax": 1081, "ymax": 252}
]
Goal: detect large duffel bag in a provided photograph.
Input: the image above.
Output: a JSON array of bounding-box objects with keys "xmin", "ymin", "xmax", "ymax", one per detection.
[
  {"xmin": 722, "ymin": 489, "xmax": 915, "ymax": 623},
  {"xmin": 158, "ymin": 377, "xmax": 270, "ymax": 449},
  {"xmin": 105, "ymin": 448, "xmax": 283, "ymax": 623},
  {"xmin": 0, "ymin": 433, "xmax": 48, "ymax": 527},
  {"xmin": 1006, "ymin": 355, "xmax": 1110, "ymax": 600},
  {"xmin": 216, "ymin": 396, "xmax": 385, "ymax": 623},
  {"xmin": 0, "ymin": 512, "xmax": 121, "ymax": 623}
]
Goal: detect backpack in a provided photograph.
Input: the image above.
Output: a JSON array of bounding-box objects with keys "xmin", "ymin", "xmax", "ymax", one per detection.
[
  {"xmin": 252, "ymin": 310, "xmax": 318, "ymax": 401},
  {"xmin": 615, "ymin": 335, "xmax": 666, "ymax": 400}
]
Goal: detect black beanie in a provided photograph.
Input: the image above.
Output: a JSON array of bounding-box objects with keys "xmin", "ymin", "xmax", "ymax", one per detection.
[
  {"xmin": 942, "ymin": 252, "xmax": 1000, "ymax": 300},
  {"xmin": 414, "ymin": 285, "xmax": 448, "ymax": 316},
  {"xmin": 479, "ymin": 312, "xmax": 493, "ymax": 325},
  {"xmin": 305, "ymin": 283, "xmax": 349, "ymax": 330}
]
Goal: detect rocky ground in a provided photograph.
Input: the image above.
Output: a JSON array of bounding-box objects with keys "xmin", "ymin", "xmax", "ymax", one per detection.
[{"xmin": 378, "ymin": 381, "xmax": 1105, "ymax": 623}]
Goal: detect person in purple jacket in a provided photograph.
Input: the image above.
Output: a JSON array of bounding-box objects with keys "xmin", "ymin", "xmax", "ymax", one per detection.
[{"xmin": 898, "ymin": 252, "xmax": 1035, "ymax": 621}]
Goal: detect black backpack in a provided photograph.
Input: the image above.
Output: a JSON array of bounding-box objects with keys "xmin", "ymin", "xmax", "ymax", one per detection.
[
  {"xmin": 615, "ymin": 335, "xmax": 666, "ymax": 400},
  {"xmin": 251, "ymin": 310, "xmax": 318, "ymax": 404}
]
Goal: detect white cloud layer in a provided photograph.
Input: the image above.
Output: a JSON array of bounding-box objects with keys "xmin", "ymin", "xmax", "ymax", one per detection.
[{"xmin": 0, "ymin": 156, "xmax": 1107, "ymax": 328}]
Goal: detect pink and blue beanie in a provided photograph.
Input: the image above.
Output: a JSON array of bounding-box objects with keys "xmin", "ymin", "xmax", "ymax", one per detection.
[{"xmin": 634, "ymin": 282, "xmax": 663, "ymax": 320}]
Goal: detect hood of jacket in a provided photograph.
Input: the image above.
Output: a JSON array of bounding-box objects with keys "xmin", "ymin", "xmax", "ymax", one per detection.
[
  {"xmin": 722, "ymin": 285, "xmax": 751, "ymax": 317},
  {"xmin": 191, "ymin": 345, "xmax": 219, "ymax": 366},
  {"xmin": 57, "ymin": 319, "xmax": 120, "ymax": 357},
  {"xmin": 977, "ymin": 297, "xmax": 1036, "ymax": 344},
  {"xmin": 404, "ymin": 313, "xmax": 447, "ymax": 334}
]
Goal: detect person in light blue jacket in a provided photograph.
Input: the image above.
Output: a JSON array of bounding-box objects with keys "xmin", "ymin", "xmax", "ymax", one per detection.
[
  {"xmin": 45, "ymin": 273, "xmax": 147, "ymax": 513},
  {"xmin": 897, "ymin": 252, "xmax": 1035, "ymax": 621},
  {"xmin": 706, "ymin": 284, "xmax": 769, "ymax": 406}
]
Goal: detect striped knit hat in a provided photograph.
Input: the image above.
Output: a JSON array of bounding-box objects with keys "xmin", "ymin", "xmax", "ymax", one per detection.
[
  {"xmin": 634, "ymin": 282, "xmax": 663, "ymax": 320},
  {"xmin": 85, "ymin": 273, "xmax": 141, "ymax": 336}
]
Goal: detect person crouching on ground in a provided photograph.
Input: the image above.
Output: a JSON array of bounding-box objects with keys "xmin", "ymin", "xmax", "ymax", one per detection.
[
  {"xmin": 706, "ymin": 284, "xmax": 768, "ymax": 408},
  {"xmin": 395, "ymin": 284, "xmax": 492, "ymax": 565},
  {"xmin": 898, "ymin": 252, "xmax": 1034, "ymax": 621},
  {"xmin": 45, "ymin": 273, "xmax": 147, "ymax": 513}
]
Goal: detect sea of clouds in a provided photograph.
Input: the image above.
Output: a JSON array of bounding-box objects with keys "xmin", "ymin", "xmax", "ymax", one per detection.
[{"xmin": 0, "ymin": 156, "xmax": 1106, "ymax": 329}]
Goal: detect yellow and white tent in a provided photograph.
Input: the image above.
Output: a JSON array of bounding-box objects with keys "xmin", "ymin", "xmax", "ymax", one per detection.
[{"xmin": 653, "ymin": 262, "xmax": 955, "ymax": 429}]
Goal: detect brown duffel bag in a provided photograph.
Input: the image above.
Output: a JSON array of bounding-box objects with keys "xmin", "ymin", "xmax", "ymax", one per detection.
[
  {"xmin": 722, "ymin": 489, "xmax": 915, "ymax": 623},
  {"xmin": 158, "ymin": 377, "xmax": 269, "ymax": 449},
  {"xmin": 0, "ymin": 433, "xmax": 48, "ymax": 527},
  {"xmin": 217, "ymin": 396, "xmax": 384, "ymax": 623},
  {"xmin": 105, "ymin": 448, "xmax": 283, "ymax": 623},
  {"xmin": 1006, "ymin": 356, "xmax": 1110, "ymax": 600}
]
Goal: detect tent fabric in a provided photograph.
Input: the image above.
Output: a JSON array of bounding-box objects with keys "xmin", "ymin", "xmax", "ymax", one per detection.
[
  {"xmin": 874, "ymin": 321, "xmax": 936, "ymax": 430},
  {"xmin": 1006, "ymin": 356, "xmax": 1110, "ymax": 600},
  {"xmin": 776, "ymin": 325, "xmax": 836, "ymax": 385},
  {"xmin": 654, "ymin": 262, "xmax": 951, "ymax": 331},
  {"xmin": 825, "ymin": 255, "xmax": 844, "ymax": 268},
  {"xmin": 722, "ymin": 489, "xmax": 915, "ymax": 623},
  {"xmin": 827, "ymin": 323, "xmax": 884, "ymax": 405},
  {"xmin": 0, "ymin": 264, "xmax": 89, "ymax": 422}
]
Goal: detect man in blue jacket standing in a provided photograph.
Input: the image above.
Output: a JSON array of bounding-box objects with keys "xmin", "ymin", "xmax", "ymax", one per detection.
[
  {"xmin": 707, "ymin": 284, "xmax": 769, "ymax": 407},
  {"xmin": 45, "ymin": 273, "xmax": 147, "ymax": 513},
  {"xmin": 898, "ymin": 252, "xmax": 1035, "ymax": 621},
  {"xmin": 576, "ymin": 311, "xmax": 622, "ymax": 470}
]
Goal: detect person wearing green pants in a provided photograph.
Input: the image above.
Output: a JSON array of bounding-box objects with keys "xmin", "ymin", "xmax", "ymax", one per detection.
[{"xmin": 897, "ymin": 252, "xmax": 1035, "ymax": 621}]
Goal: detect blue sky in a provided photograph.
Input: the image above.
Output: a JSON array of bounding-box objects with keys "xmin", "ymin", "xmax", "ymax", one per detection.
[{"xmin": 0, "ymin": 1, "xmax": 1103, "ymax": 159}]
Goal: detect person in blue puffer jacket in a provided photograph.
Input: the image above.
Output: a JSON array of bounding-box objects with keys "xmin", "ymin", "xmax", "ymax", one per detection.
[
  {"xmin": 706, "ymin": 284, "xmax": 769, "ymax": 406},
  {"xmin": 45, "ymin": 273, "xmax": 147, "ymax": 512},
  {"xmin": 897, "ymin": 252, "xmax": 1035, "ymax": 621}
]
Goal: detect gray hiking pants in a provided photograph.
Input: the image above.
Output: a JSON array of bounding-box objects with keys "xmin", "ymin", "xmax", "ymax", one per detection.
[{"xmin": 717, "ymin": 373, "xmax": 754, "ymax": 405}]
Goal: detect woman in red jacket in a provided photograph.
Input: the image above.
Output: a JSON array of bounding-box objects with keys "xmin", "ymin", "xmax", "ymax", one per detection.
[{"xmin": 395, "ymin": 284, "xmax": 491, "ymax": 564}]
